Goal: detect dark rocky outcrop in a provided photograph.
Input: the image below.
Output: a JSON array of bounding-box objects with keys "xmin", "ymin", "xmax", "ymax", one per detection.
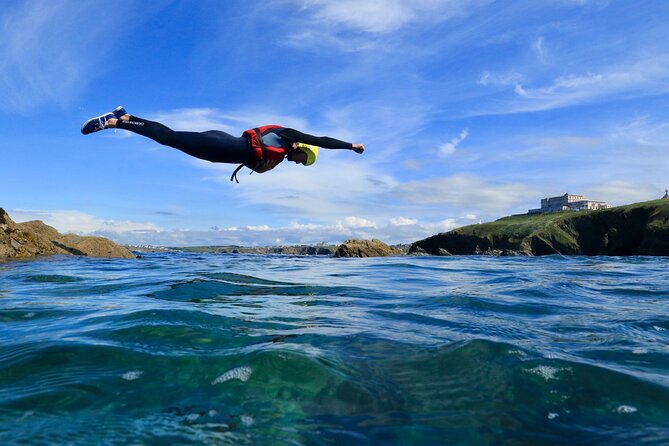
[
  {"xmin": 334, "ymin": 239, "xmax": 402, "ymax": 257},
  {"xmin": 409, "ymin": 199, "xmax": 669, "ymax": 256},
  {"xmin": 1, "ymin": 208, "xmax": 135, "ymax": 260}
]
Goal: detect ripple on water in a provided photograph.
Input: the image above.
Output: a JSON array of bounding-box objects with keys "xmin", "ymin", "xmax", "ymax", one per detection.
[
  {"xmin": 148, "ymin": 276, "xmax": 358, "ymax": 303},
  {"xmin": 25, "ymin": 274, "xmax": 84, "ymax": 283}
]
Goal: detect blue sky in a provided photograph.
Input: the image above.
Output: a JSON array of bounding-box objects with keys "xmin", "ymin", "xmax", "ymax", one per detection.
[{"xmin": 2, "ymin": 0, "xmax": 668, "ymax": 246}]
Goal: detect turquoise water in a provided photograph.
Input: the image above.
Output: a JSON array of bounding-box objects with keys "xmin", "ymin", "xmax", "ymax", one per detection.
[{"xmin": 0, "ymin": 253, "xmax": 668, "ymax": 445}]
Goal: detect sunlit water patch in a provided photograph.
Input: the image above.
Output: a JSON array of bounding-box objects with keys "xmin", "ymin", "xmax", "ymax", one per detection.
[{"xmin": 0, "ymin": 253, "xmax": 668, "ymax": 445}]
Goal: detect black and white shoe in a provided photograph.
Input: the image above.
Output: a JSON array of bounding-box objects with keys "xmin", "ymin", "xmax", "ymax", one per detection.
[{"xmin": 80, "ymin": 106, "xmax": 126, "ymax": 135}]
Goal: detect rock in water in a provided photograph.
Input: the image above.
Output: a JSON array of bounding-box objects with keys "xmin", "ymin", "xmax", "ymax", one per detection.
[
  {"xmin": 1, "ymin": 208, "xmax": 135, "ymax": 260},
  {"xmin": 1, "ymin": 210, "xmax": 58, "ymax": 258},
  {"xmin": 51, "ymin": 234, "xmax": 135, "ymax": 258},
  {"xmin": 334, "ymin": 239, "xmax": 402, "ymax": 258}
]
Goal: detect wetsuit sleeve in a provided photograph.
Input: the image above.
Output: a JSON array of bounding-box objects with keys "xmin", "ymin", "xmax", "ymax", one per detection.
[{"xmin": 278, "ymin": 128, "xmax": 354, "ymax": 150}]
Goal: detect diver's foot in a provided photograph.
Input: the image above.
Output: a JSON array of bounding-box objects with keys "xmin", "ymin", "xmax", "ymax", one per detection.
[
  {"xmin": 112, "ymin": 105, "xmax": 127, "ymax": 119},
  {"xmin": 80, "ymin": 106, "xmax": 126, "ymax": 134}
]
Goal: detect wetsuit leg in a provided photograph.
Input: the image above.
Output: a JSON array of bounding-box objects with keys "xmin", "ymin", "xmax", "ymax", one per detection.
[{"xmin": 115, "ymin": 116, "xmax": 251, "ymax": 164}]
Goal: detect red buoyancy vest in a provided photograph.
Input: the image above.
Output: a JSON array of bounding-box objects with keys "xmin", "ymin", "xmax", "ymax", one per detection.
[
  {"xmin": 243, "ymin": 125, "xmax": 287, "ymax": 163},
  {"xmin": 230, "ymin": 125, "xmax": 287, "ymax": 183}
]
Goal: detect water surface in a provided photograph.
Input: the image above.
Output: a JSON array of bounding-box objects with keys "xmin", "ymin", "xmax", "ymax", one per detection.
[{"xmin": 0, "ymin": 253, "xmax": 668, "ymax": 445}]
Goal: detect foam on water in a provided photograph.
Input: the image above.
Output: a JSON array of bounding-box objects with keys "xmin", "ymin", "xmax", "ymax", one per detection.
[
  {"xmin": 616, "ymin": 405, "xmax": 638, "ymax": 414},
  {"xmin": 121, "ymin": 370, "xmax": 144, "ymax": 381},
  {"xmin": 212, "ymin": 366, "xmax": 253, "ymax": 384},
  {"xmin": 525, "ymin": 365, "xmax": 571, "ymax": 381}
]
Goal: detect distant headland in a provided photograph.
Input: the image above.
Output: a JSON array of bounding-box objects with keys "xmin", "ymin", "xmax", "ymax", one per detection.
[{"xmin": 410, "ymin": 198, "xmax": 669, "ymax": 257}]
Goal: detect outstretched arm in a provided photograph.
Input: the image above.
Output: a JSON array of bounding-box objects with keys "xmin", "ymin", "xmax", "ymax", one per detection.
[{"xmin": 279, "ymin": 128, "xmax": 365, "ymax": 153}]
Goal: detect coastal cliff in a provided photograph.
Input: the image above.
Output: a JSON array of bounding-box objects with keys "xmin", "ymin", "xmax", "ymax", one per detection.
[
  {"xmin": 409, "ymin": 199, "xmax": 669, "ymax": 256},
  {"xmin": 1, "ymin": 208, "xmax": 135, "ymax": 260}
]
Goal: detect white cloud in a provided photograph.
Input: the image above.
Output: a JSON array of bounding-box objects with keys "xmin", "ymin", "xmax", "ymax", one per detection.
[
  {"xmin": 10, "ymin": 209, "xmax": 159, "ymax": 236},
  {"xmin": 531, "ymin": 36, "xmax": 547, "ymax": 63},
  {"xmin": 478, "ymin": 54, "xmax": 669, "ymax": 114},
  {"xmin": 111, "ymin": 218, "xmax": 478, "ymax": 246},
  {"xmin": 501, "ymin": 134, "xmax": 604, "ymax": 161},
  {"xmin": 585, "ymin": 181, "xmax": 661, "ymax": 206},
  {"xmin": 203, "ymin": 156, "xmax": 398, "ymax": 220},
  {"xmin": 422, "ymin": 218, "xmax": 466, "ymax": 234},
  {"xmin": 149, "ymin": 108, "xmax": 310, "ymax": 135},
  {"xmin": 402, "ymin": 159, "xmax": 423, "ymax": 170},
  {"xmin": 286, "ymin": 0, "xmax": 483, "ymax": 34},
  {"xmin": 389, "ymin": 216, "xmax": 418, "ymax": 226},
  {"xmin": 300, "ymin": 0, "xmax": 416, "ymax": 34},
  {"xmin": 315, "ymin": 100, "xmax": 432, "ymax": 160},
  {"xmin": 338, "ymin": 216, "xmax": 378, "ymax": 229},
  {"xmin": 7, "ymin": 208, "xmax": 482, "ymax": 246},
  {"xmin": 396, "ymin": 174, "xmax": 535, "ymax": 212},
  {"xmin": 439, "ymin": 128, "xmax": 469, "ymax": 156},
  {"xmin": 478, "ymin": 70, "xmax": 524, "ymax": 87},
  {"xmin": 609, "ymin": 117, "xmax": 669, "ymax": 147},
  {"xmin": 149, "ymin": 108, "xmax": 235, "ymax": 133},
  {"xmin": 279, "ymin": 0, "xmax": 488, "ymax": 51},
  {"xmin": 246, "ymin": 225, "xmax": 271, "ymax": 231}
]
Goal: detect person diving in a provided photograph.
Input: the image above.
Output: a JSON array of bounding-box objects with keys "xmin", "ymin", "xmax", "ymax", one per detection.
[{"xmin": 81, "ymin": 106, "xmax": 365, "ymax": 182}]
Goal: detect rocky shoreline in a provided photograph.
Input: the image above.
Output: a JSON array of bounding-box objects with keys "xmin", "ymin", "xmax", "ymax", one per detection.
[{"xmin": 1, "ymin": 208, "xmax": 135, "ymax": 260}]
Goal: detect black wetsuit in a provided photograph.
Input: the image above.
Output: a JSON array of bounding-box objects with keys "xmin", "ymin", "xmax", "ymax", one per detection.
[{"xmin": 115, "ymin": 116, "xmax": 353, "ymax": 164}]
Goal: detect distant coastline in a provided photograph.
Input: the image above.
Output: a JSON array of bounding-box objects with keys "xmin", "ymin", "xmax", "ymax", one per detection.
[
  {"xmin": 4, "ymin": 198, "xmax": 668, "ymax": 260},
  {"xmin": 127, "ymin": 243, "xmax": 412, "ymax": 256},
  {"xmin": 128, "ymin": 199, "xmax": 669, "ymax": 258}
]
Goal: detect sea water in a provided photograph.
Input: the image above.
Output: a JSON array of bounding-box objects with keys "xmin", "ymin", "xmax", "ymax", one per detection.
[{"xmin": 0, "ymin": 253, "xmax": 668, "ymax": 445}]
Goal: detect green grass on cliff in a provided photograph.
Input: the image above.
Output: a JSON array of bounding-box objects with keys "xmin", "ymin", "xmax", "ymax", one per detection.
[
  {"xmin": 452, "ymin": 199, "xmax": 669, "ymax": 241},
  {"xmin": 451, "ymin": 209, "xmax": 572, "ymax": 242}
]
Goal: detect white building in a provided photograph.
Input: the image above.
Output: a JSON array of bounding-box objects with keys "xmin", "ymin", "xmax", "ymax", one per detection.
[{"xmin": 528, "ymin": 193, "xmax": 612, "ymax": 214}]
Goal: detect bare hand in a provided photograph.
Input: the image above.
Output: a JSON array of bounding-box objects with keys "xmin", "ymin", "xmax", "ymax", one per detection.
[{"xmin": 352, "ymin": 144, "xmax": 365, "ymax": 154}]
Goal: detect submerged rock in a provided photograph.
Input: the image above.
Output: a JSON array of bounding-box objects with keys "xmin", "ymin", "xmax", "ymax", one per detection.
[
  {"xmin": 334, "ymin": 239, "xmax": 402, "ymax": 258},
  {"xmin": 1, "ymin": 208, "xmax": 135, "ymax": 260}
]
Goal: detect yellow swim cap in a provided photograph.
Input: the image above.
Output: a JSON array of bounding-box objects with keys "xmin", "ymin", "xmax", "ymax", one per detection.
[{"xmin": 295, "ymin": 143, "xmax": 318, "ymax": 166}]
